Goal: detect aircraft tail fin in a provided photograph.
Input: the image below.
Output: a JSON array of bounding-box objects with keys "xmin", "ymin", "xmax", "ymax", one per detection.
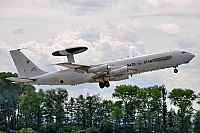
[{"xmin": 10, "ymin": 49, "xmax": 47, "ymax": 78}]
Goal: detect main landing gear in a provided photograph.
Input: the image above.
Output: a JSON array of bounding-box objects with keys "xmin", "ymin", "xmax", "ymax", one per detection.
[{"xmin": 99, "ymin": 81, "xmax": 110, "ymax": 89}]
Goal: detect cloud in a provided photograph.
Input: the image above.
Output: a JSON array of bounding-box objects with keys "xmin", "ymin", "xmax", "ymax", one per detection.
[
  {"xmin": 157, "ymin": 23, "xmax": 182, "ymax": 36},
  {"xmin": 146, "ymin": 0, "xmax": 200, "ymax": 7},
  {"xmin": 146, "ymin": 0, "xmax": 167, "ymax": 7},
  {"xmin": 57, "ymin": 0, "xmax": 116, "ymax": 15},
  {"xmin": 13, "ymin": 28, "xmax": 25, "ymax": 35},
  {"xmin": 12, "ymin": 27, "xmax": 143, "ymax": 71},
  {"xmin": 0, "ymin": 41, "xmax": 15, "ymax": 72},
  {"xmin": 59, "ymin": 0, "xmax": 114, "ymax": 8}
]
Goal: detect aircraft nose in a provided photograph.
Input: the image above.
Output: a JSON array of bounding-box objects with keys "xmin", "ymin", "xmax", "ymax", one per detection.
[
  {"xmin": 187, "ymin": 53, "xmax": 195, "ymax": 62},
  {"xmin": 190, "ymin": 53, "xmax": 195, "ymax": 59}
]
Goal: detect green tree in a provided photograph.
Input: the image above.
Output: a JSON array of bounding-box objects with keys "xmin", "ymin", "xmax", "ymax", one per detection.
[
  {"xmin": 168, "ymin": 88, "xmax": 197, "ymax": 133},
  {"xmin": 67, "ymin": 97, "xmax": 75, "ymax": 125},
  {"xmin": 197, "ymin": 93, "xmax": 200, "ymax": 105},
  {"xmin": 111, "ymin": 104, "xmax": 123, "ymax": 133},
  {"xmin": 43, "ymin": 88, "xmax": 68, "ymax": 125},
  {"xmin": 112, "ymin": 85, "xmax": 139, "ymax": 129},
  {"xmin": 2, "ymin": 72, "xmax": 200, "ymax": 133},
  {"xmin": 35, "ymin": 89, "xmax": 45, "ymax": 127},
  {"xmin": 97, "ymin": 100, "xmax": 113, "ymax": 133},
  {"xmin": 54, "ymin": 88, "xmax": 68, "ymax": 124},
  {"xmin": 0, "ymin": 72, "xmax": 24, "ymax": 131},
  {"xmin": 136, "ymin": 85, "xmax": 163, "ymax": 132},
  {"xmin": 193, "ymin": 110, "xmax": 200, "ymax": 133},
  {"xmin": 86, "ymin": 94, "xmax": 101, "ymax": 128},
  {"xmin": 74, "ymin": 94, "xmax": 87, "ymax": 127},
  {"xmin": 43, "ymin": 89, "xmax": 56, "ymax": 124},
  {"xmin": 19, "ymin": 128, "xmax": 35, "ymax": 133},
  {"xmin": 18, "ymin": 85, "xmax": 44, "ymax": 130},
  {"xmin": 111, "ymin": 106, "xmax": 122, "ymax": 126},
  {"xmin": 0, "ymin": 111, "xmax": 6, "ymax": 131}
]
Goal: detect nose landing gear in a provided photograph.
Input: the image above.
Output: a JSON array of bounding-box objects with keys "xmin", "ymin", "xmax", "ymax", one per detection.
[
  {"xmin": 174, "ymin": 68, "xmax": 178, "ymax": 73},
  {"xmin": 99, "ymin": 81, "xmax": 110, "ymax": 89}
]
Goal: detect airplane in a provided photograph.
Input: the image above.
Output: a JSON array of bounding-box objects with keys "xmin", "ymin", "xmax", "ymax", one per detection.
[{"xmin": 6, "ymin": 46, "xmax": 195, "ymax": 89}]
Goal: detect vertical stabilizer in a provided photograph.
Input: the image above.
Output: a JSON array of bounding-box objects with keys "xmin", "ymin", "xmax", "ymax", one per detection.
[{"xmin": 10, "ymin": 49, "xmax": 46, "ymax": 78}]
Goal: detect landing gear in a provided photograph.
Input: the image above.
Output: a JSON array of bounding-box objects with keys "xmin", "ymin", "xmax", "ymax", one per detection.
[
  {"xmin": 104, "ymin": 81, "xmax": 110, "ymax": 88},
  {"xmin": 99, "ymin": 81, "xmax": 110, "ymax": 89},
  {"xmin": 99, "ymin": 82, "xmax": 104, "ymax": 89},
  {"xmin": 174, "ymin": 68, "xmax": 178, "ymax": 73}
]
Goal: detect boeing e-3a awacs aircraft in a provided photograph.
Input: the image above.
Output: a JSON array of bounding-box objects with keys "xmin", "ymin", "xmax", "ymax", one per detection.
[{"xmin": 6, "ymin": 47, "xmax": 195, "ymax": 89}]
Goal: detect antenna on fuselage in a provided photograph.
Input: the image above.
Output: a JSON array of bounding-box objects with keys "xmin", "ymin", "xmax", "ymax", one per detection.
[{"xmin": 52, "ymin": 46, "xmax": 88, "ymax": 63}]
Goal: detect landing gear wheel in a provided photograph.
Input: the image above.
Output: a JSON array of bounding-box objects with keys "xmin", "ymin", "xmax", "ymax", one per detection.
[
  {"xmin": 99, "ymin": 82, "xmax": 104, "ymax": 89},
  {"xmin": 104, "ymin": 81, "xmax": 110, "ymax": 88},
  {"xmin": 174, "ymin": 68, "xmax": 178, "ymax": 73}
]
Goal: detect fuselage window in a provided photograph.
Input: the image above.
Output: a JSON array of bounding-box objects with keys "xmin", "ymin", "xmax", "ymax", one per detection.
[
  {"xmin": 152, "ymin": 55, "xmax": 172, "ymax": 62},
  {"xmin": 181, "ymin": 51, "xmax": 187, "ymax": 54}
]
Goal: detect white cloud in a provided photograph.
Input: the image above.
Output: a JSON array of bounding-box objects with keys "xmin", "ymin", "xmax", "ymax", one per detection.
[
  {"xmin": 56, "ymin": 0, "xmax": 117, "ymax": 16},
  {"xmin": 197, "ymin": 27, "xmax": 200, "ymax": 34},
  {"xmin": 157, "ymin": 23, "xmax": 183, "ymax": 36},
  {"xmin": 0, "ymin": 41, "xmax": 15, "ymax": 72},
  {"xmin": 15, "ymin": 27, "xmax": 143, "ymax": 69},
  {"xmin": 146, "ymin": 0, "xmax": 200, "ymax": 7}
]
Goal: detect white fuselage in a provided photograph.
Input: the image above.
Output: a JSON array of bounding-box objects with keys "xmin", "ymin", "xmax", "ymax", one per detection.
[{"xmin": 28, "ymin": 51, "xmax": 195, "ymax": 86}]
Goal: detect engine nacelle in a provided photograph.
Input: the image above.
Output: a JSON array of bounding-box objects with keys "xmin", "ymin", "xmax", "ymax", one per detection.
[
  {"xmin": 110, "ymin": 75, "xmax": 129, "ymax": 81},
  {"xmin": 87, "ymin": 64, "xmax": 108, "ymax": 73},
  {"xmin": 109, "ymin": 66, "xmax": 128, "ymax": 76}
]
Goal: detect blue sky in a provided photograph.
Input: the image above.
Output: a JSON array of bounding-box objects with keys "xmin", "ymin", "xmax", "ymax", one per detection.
[{"xmin": 0, "ymin": 0, "xmax": 199, "ymax": 109}]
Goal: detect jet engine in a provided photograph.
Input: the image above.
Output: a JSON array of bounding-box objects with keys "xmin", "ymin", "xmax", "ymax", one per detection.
[
  {"xmin": 87, "ymin": 64, "xmax": 108, "ymax": 73},
  {"xmin": 109, "ymin": 66, "xmax": 128, "ymax": 76},
  {"xmin": 110, "ymin": 75, "xmax": 129, "ymax": 81}
]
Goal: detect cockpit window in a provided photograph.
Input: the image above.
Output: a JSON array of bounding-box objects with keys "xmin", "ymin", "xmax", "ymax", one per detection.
[{"xmin": 181, "ymin": 51, "xmax": 187, "ymax": 54}]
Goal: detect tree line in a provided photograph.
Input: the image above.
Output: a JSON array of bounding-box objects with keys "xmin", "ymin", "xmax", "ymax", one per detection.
[{"xmin": 0, "ymin": 72, "xmax": 199, "ymax": 133}]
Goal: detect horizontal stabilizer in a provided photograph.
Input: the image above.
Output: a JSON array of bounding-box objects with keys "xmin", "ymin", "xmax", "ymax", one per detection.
[{"xmin": 6, "ymin": 77, "xmax": 35, "ymax": 83}]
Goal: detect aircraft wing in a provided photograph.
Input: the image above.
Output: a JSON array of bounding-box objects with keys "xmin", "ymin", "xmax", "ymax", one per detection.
[
  {"xmin": 6, "ymin": 77, "xmax": 35, "ymax": 83},
  {"xmin": 55, "ymin": 62, "xmax": 90, "ymax": 73},
  {"xmin": 56, "ymin": 62, "xmax": 138, "ymax": 75},
  {"xmin": 56, "ymin": 62, "xmax": 89, "ymax": 69}
]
